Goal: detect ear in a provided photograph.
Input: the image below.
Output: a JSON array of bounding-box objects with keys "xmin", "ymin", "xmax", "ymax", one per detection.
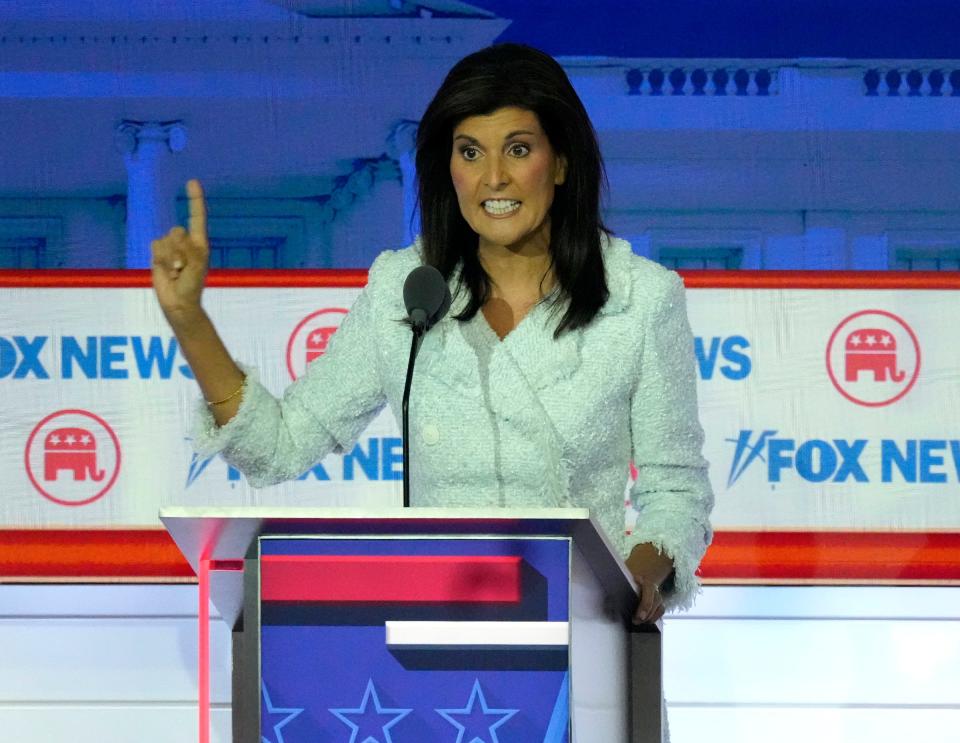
[{"xmin": 554, "ymin": 154, "xmax": 568, "ymax": 186}]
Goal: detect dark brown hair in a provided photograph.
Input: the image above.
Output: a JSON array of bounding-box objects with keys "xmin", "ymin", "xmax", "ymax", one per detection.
[{"xmin": 415, "ymin": 43, "xmax": 610, "ymax": 336}]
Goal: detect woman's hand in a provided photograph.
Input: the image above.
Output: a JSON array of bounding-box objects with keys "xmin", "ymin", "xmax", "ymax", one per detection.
[
  {"xmin": 146, "ymin": 178, "xmax": 246, "ymax": 425},
  {"xmin": 150, "ymin": 179, "xmax": 210, "ymax": 330},
  {"xmin": 625, "ymin": 542, "xmax": 674, "ymax": 625},
  {"xmin": 633, "ymin": 578, "xmax": 665, "ymax": 625}
]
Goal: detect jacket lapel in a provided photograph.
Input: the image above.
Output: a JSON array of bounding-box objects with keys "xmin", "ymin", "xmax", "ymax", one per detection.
[
  {"xmin": 416, "ymin": 278, "xmax": 484, "ymax": 399},
  {"xmin": 414, "ymin": 235, "xmax": 634, "ymax": 404},
  {"xmin": 495, "ymin": 306, "xmax": 581, "ymax": 396},
  {"xmin": 491, "ymin": 234, "xmax": 634, "ymax": 399}
]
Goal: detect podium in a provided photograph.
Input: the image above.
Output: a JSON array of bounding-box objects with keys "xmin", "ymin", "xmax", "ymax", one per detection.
[{"xmin": 161, "ymin": 507, "xmax": 663, "ymax": 742}]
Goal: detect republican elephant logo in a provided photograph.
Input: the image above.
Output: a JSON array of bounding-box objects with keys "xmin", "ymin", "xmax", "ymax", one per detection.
[
  {"xmin": 286, "ymin": 307, "xmax": 349, "ymax": 380},
  {"xmin": 826, "ymin": 310, "xmax": 920, "ymax": 407},
  {"xmin": 844, "ymin": 329, "xmax": 906, "ymax": 383},
  {"xmin": 25, "ymin": 409, "xmax": 121, "ymax": 507},
  {"xmin": 43, "ymin": 427, "xmax": 106, "ymax": 482},
  {"xmin": 305, "ymin": 326, "xmax": 338, "ymax": 365}
]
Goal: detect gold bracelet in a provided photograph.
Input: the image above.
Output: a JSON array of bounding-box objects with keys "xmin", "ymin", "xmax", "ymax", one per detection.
[{"xmin": 206, "ymin": 377, "xmax": 245, "ymax": 406}]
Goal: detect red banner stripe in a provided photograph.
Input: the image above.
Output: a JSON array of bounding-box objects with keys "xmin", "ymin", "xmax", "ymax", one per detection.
[
  {"xmin": 3, "ymin": 269, "xmax": 959, "ymax": 290},
  {"xmin": 260, "ymin": 555, "xmax": 523, "ymax": 603},
  {"xmin": 700, "ymin": 531, "xmax": 960, "ymax": 581},
  {"xmin": 678, "ymin": 270, "xmax": 960, "ymax": 290},
  {"xmin": 0, "ymin": 269, "xmax": 369, "ymax": 288},
  {"xmin": 0, "ymin": 529, "xmax": 194, "ymax": 579},
  {"xmin": 2, "ymin": 529, "xmax": 959, "ymax": 583}
]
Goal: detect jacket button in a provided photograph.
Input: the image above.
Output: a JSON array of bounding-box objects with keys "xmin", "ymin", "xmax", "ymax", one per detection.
[{"xmin": 421, "ymin": 423, "xmax": 440, "ymax": 445}]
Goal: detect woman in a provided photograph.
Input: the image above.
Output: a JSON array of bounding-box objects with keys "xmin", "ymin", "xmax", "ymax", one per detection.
[{"xmin": 151, "ymin": 44, "xmax": 713, "ymax": 625}]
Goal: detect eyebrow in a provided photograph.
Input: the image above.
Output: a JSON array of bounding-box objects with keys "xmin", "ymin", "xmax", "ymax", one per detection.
[{"xmin": 453, "ymin": 129, "xmax": 539, "ymax": 143}]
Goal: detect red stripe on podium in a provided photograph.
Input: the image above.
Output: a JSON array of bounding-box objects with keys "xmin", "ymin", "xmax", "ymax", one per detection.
[{"xmin": 260, "ymin": 555, "xmax": 523, "ymax": 603}]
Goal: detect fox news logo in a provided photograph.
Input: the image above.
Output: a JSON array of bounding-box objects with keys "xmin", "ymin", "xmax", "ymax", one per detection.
[
  {"xmin": 727, "ymin": 430, "xmax": 960, "ymax": 487},
  {"xmin": 694, "ymin": 335, "xmax": 751, "ymax": 380},
  {"xmin": 186, "ymin": 436, "xmax": 403, "ymax": 487},
  {"xmin": 0, "ymin": 335, "xmax": 193, "ymax": 380}
]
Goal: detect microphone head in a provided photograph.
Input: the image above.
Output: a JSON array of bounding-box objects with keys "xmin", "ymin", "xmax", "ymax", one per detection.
[
  {"xmin": 431, "ymin": 282, "xmax": 452, "ymax": 326},
  {"xmin": 403, "ymin": 265, "xmax": 451, "ymax": 331}
]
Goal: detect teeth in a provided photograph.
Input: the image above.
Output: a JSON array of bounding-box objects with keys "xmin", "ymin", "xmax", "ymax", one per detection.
[{"xmin": 483, "ymin": 199, "xmax": 520, "ymax": 215}]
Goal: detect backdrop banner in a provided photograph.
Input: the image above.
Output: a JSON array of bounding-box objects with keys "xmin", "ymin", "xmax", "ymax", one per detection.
[{"xmin": 2, "ymin": 271, "xmax": 958, "ymax": 580}]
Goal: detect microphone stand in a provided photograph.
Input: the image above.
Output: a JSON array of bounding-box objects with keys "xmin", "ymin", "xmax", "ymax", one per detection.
[{"xmin": 401, "ymin": 320, "xmax": 426, "ymax": 508}]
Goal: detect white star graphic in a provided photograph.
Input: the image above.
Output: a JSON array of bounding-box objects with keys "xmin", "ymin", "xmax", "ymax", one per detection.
[
  {"xmin": 330, "ymin": 679, "xmax": 412, "ymax": 743},
  {"xmin": 880, "ymin": 334, "xmax": 892, "ymax": 347},
  {"xmin": 64, "ymin": 434, "xmax": 76, "ymax": 445},
  {"xmin": 49, "ymin": 434, "xmax": 61, "ymax": 445},
  {"xmin": 261, "ymin": 682, "xmax": 304, "ymax": 743},
  {"xmin": 435, "ymin": 679, "xmax": 518, "ymax": 743},
  {"xmin": 80, "ymin": 434, "xmax": 92, "ymax": 445},
  {"xmin": 849, "ymin": 334, "xmax": 861, "ymax": 346},
  {"xmin": 865, "ymin": 334, "xmax": 876, "ymax": 346}
]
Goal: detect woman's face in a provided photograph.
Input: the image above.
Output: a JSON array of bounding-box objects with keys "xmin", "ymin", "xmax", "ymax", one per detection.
[{"xmin": 449, "ymin": 106, "xmax": 566, "ymax": 255}]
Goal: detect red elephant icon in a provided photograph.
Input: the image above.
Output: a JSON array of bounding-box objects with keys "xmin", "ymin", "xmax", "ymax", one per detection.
[
  {"xmin": 43, "ymin": 427, "xmax": 105, "ymax": 482},
  {"xmin": 305, "ymin": 326, "xmax": 338, "ymax": 365},
  {"xmin": 844, "ymin": 329, "xmax": 906, "ymax": 383}
]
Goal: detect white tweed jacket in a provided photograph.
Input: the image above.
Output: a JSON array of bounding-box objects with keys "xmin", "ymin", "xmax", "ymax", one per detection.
[{"xmin": 193, "ymin": 236, "xmax": 714, "ymax": 610}]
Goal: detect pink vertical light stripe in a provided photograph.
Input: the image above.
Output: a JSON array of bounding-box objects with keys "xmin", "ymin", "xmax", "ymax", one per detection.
[{"xmin": 199, "ymin": 557, "xmax": 210, "ymax": 743}]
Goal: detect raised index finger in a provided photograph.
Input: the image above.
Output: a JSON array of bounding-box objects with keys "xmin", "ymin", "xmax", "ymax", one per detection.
[{"xmin": 186, "ymin": 179, "xmax": 208, "ymax": 247}]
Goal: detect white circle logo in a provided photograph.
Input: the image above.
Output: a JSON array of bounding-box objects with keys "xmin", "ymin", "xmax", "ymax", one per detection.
[
  {"xmin": 285, "ymin": 308, "xmax": 349, "ymax": 381},
  {"xmin": 24, "ymin": 410, "xmax": 121, "ymax": 506},
  {"xmin": 826, "ymin": 310, "xmax": 920, "ymax": 407}
]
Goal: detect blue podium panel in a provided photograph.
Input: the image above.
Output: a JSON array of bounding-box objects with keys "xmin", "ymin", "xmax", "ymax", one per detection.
[{"xmin": 258, "ymin": 536, "xmax": 571, "ymax": 743}]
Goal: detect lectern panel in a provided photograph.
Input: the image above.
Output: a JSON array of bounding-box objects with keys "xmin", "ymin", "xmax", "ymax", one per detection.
[{"xmin": 258, "ymin": 536, "xmax": 571, "ymax": 742}]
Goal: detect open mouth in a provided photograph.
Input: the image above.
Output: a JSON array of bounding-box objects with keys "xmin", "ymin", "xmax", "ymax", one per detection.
[{"xmin": 482, "ymin": 199, "xmax": 521, "ymax": 216}]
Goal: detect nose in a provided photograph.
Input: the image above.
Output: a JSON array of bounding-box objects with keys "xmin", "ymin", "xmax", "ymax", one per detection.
[{"xmin": 482, "ymin": 154, "xmax": 509, "ymax": 189}]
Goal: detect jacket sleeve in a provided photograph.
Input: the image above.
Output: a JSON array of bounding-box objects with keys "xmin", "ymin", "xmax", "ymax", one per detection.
[
  {"xmin": 189, "ymin": 254, "xmax": 391, "ymax": 488},
  {"xmin": 627, "ymin": 269, "xmax": 714, "ymax": 611}
]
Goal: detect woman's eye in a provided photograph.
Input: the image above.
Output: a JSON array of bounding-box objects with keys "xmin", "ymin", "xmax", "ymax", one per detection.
[
  {"xmin": 460, "ymin": 146, "xmax": 480, "ymax": 161},
  {"xmin": 508, "ymin": 143, "xmax": 530, "ymax": 157}
]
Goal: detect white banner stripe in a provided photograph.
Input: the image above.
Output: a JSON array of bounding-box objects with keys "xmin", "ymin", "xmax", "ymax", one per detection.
[
  {"xmin": 385, "ymin": 621, "xmax": 570, "ymax": 647},
  {"xmin": 3, "ymin": 284, "xmax": 959, "ymax": 537}
]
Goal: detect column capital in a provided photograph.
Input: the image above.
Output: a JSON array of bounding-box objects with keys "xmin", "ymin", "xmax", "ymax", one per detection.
[{"xmin": 114, "ymin": 120, "xmax": 188, "ymax": 156}]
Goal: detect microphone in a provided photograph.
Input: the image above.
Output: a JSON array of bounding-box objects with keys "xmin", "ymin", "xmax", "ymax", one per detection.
[
  {"xmin": 403, "ymin": 265, "xmax": 451, "ymax": 331},
  {"xmin": 401, "ymin": 265, "xmax": 451, "ymax": 507}
]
